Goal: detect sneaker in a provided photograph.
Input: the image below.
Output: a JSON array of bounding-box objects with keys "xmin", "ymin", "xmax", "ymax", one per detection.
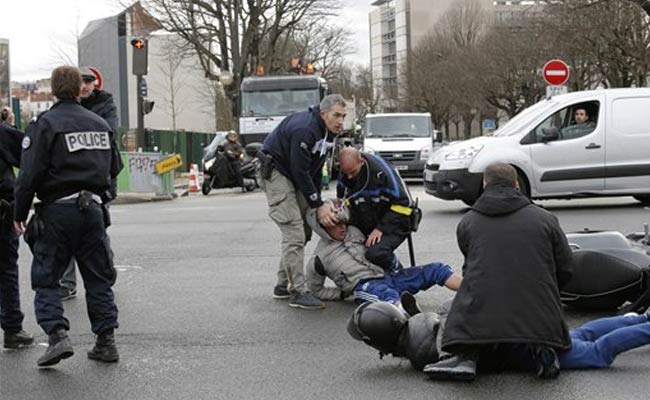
[
  {"xmin": 288, "ymin": 292, "xmax": 325, "ymax": 310},
  {"xmin": 87, "ymin": 332, "xmax": 119, "ymax": 363},
  {"xmin": 4, "ymin": 330, "xmax": 35, "ymax": 349},
  {"xmin": 61, "ymin": 287, "xmax": 77, "ymax": 301},
  {"xmin": 273, "ymin": 285, "xmax": 291, "ymax": 299},
  {"xmin": 534, "ymin": 346, "xmax": 560, "ymax": 379},
  {"xmin": 423, "ymin": 355, "xmax": 477, "ymax": 382},
  {"xmin": 37, "ymin": 329, "xmax": 74, "ymax": 367},
  {"xmin": 400, "ymin": 292, "xmax": 421, "ymax": 316}
]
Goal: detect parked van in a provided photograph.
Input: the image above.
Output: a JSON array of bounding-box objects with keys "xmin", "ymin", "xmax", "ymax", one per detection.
[
  {"xmin": 424, "ymin": 88, "xmax": 650, "ymax": 205},
  {"xmin": 362, "ymin": 113, "xmax": 439, "ymax": 178}
]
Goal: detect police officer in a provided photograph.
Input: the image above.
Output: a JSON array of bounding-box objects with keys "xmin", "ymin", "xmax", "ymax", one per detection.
[
  {"xmin": 260, "ymin": 94, "xmax": 345, "ymax": 309},
  {"xmin": 58, "ymin": 66, "xmax": 120, "ymax": 301},
  {"xmin": 337, "ymin": 147, "xmax": 415, "ymax": 271},
  {"xmin": 0, "ymin": 116, "xmax": 34, "ymax": 350},
  {"xmin": 14, "ymin": 66, "xmax": 123, "ymax": 367}
]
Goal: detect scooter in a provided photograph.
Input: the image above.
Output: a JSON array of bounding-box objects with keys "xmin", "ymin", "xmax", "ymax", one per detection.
[
  {"xmin": 201, "ymin": 137, "xmax": 262, "ymax": 195},
  {"xmin": 561, "ymin": 217, "xmax": 650, "ymax": 312}
]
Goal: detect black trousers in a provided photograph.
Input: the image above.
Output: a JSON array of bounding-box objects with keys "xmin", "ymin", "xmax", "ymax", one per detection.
[
  {"xmin": 30, "ymin": 203, "xmax": 118, "ymax": 335},
  {"xmin": 0, "ymin": 221, "xmax": 24, "ymax": 333},
  {"xmin": 229, "ymin": 159, "xmax": 244, "ymax": 187},
  {"xmin": 365, "ymin": 232, "xmax": 408, "ymax": 271}
]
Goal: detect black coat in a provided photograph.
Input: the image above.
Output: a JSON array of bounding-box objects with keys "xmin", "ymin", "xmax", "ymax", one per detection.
[
  {"xmin": 0, "ymin": 123, "xmax": 24, "ymax": 201},
  {"xmin": 442, "ymin": 185, "xmax": 573, "ymax": 353},
  {"xmin": 81, "ymin": 89, "xmax": 118, "ymax": 131}
]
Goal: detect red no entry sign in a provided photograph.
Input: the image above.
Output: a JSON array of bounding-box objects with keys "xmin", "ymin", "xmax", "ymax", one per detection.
[{"xmin": 543, "ymin": 59, "xmax": 570, "ymax": 86}]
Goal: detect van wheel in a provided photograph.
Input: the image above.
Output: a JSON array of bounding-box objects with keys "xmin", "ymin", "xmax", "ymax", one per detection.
[
  {"xmin": 634, "ymin": 195, "xmax": 650, "ymax": 205},
  {"xmin": 516, "ymin": 170, "xmax": 531, "ymax": 198},
  {"xmin": 461, "ymin": 198, "xmax": 476, "ymax": 207}
]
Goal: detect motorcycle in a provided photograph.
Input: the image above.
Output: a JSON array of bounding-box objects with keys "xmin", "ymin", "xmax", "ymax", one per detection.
[
  {"xmin": 561, "ymin": 220, "xmax": 650, "ymax": 312},
  {"xmin": 201, "ymin": 134, "xmax": 262, "ymax": 195}
]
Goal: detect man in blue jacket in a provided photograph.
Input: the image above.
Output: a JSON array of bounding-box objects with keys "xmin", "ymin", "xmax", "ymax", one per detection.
[{"xmin": 261, "ymin": 94, "xmax": 346, "ymax": 309}]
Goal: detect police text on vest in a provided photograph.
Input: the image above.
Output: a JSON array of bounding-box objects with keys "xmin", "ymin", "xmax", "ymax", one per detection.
[{"xmin": 65, "ymin": 131, "xmax": 110, "ymax": 152}]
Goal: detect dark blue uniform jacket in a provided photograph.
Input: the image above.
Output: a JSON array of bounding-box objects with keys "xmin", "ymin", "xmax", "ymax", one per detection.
[
  {"xmin": 14, "ymin": 100, "xmax": 123, "ymax": 221},
  {"xmin": 0, "ymin": 124, "xmax": 24, "ymax": 201},
  {"xmin": 262, "ymin": 105, "xmax": 333, "ymax": 208}
]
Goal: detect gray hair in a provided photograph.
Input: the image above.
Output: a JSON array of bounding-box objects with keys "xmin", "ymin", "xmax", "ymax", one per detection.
[
  {"xmin": 320, "ymin": 94, "xmax": 346, "ymax": 112},
  {"xmin": 483, "ymin": 162, "xmax": 517, "ymax": 188}
]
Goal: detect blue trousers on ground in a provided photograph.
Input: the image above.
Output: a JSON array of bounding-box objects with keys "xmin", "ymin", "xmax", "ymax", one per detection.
[
  {"xmin": 559, "ymin": 314, "xmax": 650, "ymax": 369},
  {"xmin": 352, "ymin": 262, "xmax": 453, "ymax": 304},
  {"xmin": 0, "ymin": 222, "xmax": 24, "ymax": 333},
  {"xmin": 30, "ymin": 203, "xmax": 118, "ymax": 335}
]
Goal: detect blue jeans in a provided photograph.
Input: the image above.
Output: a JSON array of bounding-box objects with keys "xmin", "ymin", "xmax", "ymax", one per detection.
[
  {"xmin": 352, "ymin": 262, "xmax": 453, "ymax": 304},
  {"xmin": 559, "ymin": 314, "xmax": 650, "ymax": 369}
]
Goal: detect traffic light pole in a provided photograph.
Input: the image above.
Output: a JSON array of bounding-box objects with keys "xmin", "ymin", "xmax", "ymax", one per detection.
[{"xmin": 136, "ymin": 74, "xmax": 145, "ymax": 150}]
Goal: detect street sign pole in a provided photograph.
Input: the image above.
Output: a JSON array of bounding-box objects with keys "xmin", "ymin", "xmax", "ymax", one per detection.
[{"xmin": 136, "ymin": 74, "xmax": 144, "ymax": 150}]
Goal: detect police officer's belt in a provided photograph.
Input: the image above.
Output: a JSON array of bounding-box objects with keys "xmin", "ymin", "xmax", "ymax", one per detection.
[{"xmin": 55, "ymin": 191, "xmax": 102, "ymax": 204}]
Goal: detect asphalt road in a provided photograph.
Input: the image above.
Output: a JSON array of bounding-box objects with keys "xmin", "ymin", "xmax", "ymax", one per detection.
[{"xmin": 2, "ymin": 185, "xmax": 650, "ymax": 400}]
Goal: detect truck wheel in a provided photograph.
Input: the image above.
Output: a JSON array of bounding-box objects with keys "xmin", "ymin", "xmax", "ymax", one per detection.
[{"xmin": 634, "ymin": 195, "xmax": 650, "ymax": 205}]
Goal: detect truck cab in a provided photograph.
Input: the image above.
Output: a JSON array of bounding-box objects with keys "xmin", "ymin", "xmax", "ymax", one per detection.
[{"xmin": 361, "ymin": 113, "xmax": 437, "ymax": 178}]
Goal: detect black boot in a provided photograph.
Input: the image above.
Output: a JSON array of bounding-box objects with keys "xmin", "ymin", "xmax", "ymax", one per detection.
[
  {"xmin": 87, "ymin": 331, "xmax": 119, "ymax": 363},
  {"xmin": 423, "ymin": 354, "xmax": 478, "ymax": 382},
  {"xmin": 37, "ymin": 329, "xmax": 74, "ymax": 367},
  {"xmin": 4, "ymin": 330, "xmax": 35, "ymax": 349}
]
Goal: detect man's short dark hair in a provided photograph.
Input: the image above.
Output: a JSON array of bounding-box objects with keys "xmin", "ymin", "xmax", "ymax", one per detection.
[
  {"xmin": 484, "ymin": 163, "xmax": 517, "ymax": 188},
  {"xmin": 51, "ymin": 66, "xmax": 82, "ymax": 100}
]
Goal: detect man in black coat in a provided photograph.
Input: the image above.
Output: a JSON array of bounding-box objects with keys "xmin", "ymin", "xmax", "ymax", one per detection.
[{"xmin": 424, "ymin": 162, "xmax": 573, "ymax": 382}]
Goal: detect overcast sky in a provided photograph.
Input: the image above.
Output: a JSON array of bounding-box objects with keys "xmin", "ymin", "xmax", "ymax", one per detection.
[{"xmin": 0, "ymin": 0, "xmax": 372, "ymax": 82}]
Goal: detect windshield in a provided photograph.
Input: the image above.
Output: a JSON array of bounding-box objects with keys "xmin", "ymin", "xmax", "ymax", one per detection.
[
  {"xmin": 493, "ymin": 99, "xmax": 559, "ymax": 137},
  {"xmin": 365, "ymin": 116, "xmax": 432, "ymax": 138},
  {"xmin": 203, "ymin": 132, "xmax": 227, "ymax": 161},
  {"xmin": 241, "ymin": 89, "xmax": 320, "ymax": 117}
]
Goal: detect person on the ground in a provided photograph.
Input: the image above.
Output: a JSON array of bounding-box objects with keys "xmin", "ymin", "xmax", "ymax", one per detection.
[
  {"xmin": 561, "ymin": 107, "xmax": 596, "ymax": 140},
  {"xmin": 424, "ymin": 162, "xmax": 573, "ymax": 382},
  {"xmin": 337, "ymin": 147, "xmax": 415, "ymax": 272},
  {"xmin": 305, "ymin": 203, "xmax": 460, "ymax": 314},
  {"xmin": 59, "ymin": 66, "xmax": 120, "ymax": 301},
  {"xmin": 260, "ymin": 94, "xmax": 346, "ymax": 310},
  {"xmin": 14, "ymin": 66, "xmax": 123, "ymax": 367},
  {"xmin": 0, "ymin": 118, "xmax": 34, "ymax": 350},
  {"xmin": 224, "ymin": 130, "xmax": 246, "ymax": 192}
]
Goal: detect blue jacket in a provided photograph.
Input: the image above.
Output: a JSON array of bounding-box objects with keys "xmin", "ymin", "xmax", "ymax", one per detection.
[{"xmin": 262, "ymin": 105, "xmax": 333, "ymax": 208}]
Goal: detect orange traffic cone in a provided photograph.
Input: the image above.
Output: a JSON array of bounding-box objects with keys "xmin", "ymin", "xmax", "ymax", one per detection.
[{"xmin": 189, "ymin": 163, "xmax": 200, "ymax": 192}]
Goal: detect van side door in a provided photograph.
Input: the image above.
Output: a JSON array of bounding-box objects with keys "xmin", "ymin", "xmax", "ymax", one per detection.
[
  {"xmin": 605, "ymin": 94, "xmax": 650, "ymax": 193},
  {"xmin": 523, "ymin": 96, "xmax": 605, "ymax": 196}
]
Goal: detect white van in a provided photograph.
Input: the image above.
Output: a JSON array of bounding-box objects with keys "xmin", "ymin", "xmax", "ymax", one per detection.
[
  {"xmin": 362, "ymin": 113, "xmax": 439, "ymax": 178},
  {"xmin": 424, "ymin": 88, "xmax": 650, "ymax": 205}
]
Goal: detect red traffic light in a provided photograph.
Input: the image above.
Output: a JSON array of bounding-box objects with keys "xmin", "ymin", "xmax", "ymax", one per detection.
[{"xmin": 131, "ymin": 38, "xmax": 146, "ymax": 49}]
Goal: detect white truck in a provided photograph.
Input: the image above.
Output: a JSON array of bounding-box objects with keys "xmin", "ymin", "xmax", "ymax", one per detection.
[
  {"xmin": 237, "ymin": 74, "xmax": 329, "ymax": 145},
  {"xmin": 424, "ymin": 88, "xmax": 650, "ymax": 205},
  {"xmin": 362, "ymin": 113, "xmax": 438, "ymax": 178}
]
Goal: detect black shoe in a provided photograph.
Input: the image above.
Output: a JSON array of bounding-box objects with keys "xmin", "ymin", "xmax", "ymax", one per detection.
[
  {"xmin": 534, "ymin": 346, "xmax": 560, "ymax": 379},
  {"xmin": 87, "ymin": 332, "xmax": 119, "ymax": 363},
  {"xmin": 400, "ymin": 292, "xmax": 421, "ymax": 316},
  {"xmin": 273, "ymin": 285, "xmax": 291, "ymax": 299},
  {"xmin": 289, "ymin": 292, "xmax": 325, "ymax": 310},
  {"xmin": 423, "ymin": 355, "xmax": 477, "ymax": 382},
  {"xmin": 60, "ymin": 287, "xmax": 77, "ymax": 301},
  {"xmin": 4, "ymin": 330, "xmax": 35, "ymax": 349},
  {"xmin": 37, "ymin": 330, "xmax": 74, "ymax": 367}
]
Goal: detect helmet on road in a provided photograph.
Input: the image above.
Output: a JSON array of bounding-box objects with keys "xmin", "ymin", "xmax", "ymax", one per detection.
[{"xmin": 346, "ymin": 301, "xmax": 407, "ymax": 355}]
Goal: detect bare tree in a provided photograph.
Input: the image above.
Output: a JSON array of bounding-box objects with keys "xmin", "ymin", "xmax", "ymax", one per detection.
[
  {"xmin": 142, "ymin": 0, "xmax": 340, "ymax": 98},
  {"xmin": 154, "ymin": 36, "xmax": 190, "ymax": 131}
]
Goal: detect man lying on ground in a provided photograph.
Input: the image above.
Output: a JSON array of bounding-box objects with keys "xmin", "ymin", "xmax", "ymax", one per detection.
[{"xmin": 305, "ymin": 201, "xmax": 461, "ymax": 315}]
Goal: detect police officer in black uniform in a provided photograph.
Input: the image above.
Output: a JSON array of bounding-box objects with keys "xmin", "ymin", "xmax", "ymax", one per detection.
[
  {"xmin": 337, "ymin": 147, "xmax": 414, "ymax": 271},
  {"xmin": 0, "ymin": 114, "xmax": 34, "ymax": 350},
  {"xmin": 14, "ymin": 66, "xmax": 123, "ymax": 367}
]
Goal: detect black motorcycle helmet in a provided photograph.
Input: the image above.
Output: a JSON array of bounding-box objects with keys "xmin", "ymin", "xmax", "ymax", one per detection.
[{"xmin": 346, "ymin": 301, "xmax": 408, "ymax": 355}]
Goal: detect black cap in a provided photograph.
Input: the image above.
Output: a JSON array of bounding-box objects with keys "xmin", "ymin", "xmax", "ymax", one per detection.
[{"xmin": 79, "ymin": 66, "xmax": 96, "ymax": 82}]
